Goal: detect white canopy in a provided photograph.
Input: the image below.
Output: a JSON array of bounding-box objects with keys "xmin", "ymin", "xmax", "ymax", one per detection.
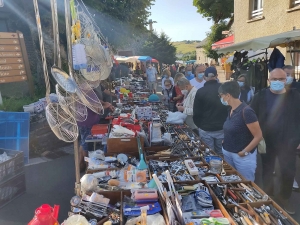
[{"xmin": 217, "ymin": 29, "xmax": 300, "ymax": 54}]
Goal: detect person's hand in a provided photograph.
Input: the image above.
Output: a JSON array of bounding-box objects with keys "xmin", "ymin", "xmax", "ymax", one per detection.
[
  {"xmin": 102, "ymin": 102, "xmax": 114, "ymax": 112},
  {"xmin": 238, "ymin": 151, "xmax": 246, "ymax": 157}
]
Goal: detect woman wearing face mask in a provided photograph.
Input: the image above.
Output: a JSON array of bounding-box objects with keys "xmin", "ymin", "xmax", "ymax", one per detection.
[
  {"xmin": 190, "ymin": 64, "xmax": 206, "ymax": 90},
  {"xmin": 172, "ymin": 73, "xmax": 185, "ymax": 112},
  {"xmin": 176, "ymin": 77, "xmax": 198, "ymax": 130},
  {"xmin": 162, "ymin": 79, "xmax": 175, "ymax": 111},
  {"xmin": 161, "ymin": 69, "xmax": 174, "ymax": 90},
  {"xmin": 219, "ymin": 81, "xmax": 262, "ymax": 181},
  {"xmin": 237, "ymin": 75, "xmax": 254, "ymax": 104}
]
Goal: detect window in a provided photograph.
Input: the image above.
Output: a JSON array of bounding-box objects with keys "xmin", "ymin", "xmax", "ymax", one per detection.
[
  {"xmin": 251, "ymin": 0, "xmax": 263, "ymax": 18},
  {"xmin": 292, "ymin": 0, "xmax": 300, "ymax": 7}
]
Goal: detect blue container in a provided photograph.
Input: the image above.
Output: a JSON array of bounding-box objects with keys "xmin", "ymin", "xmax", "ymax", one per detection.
[{"xmin": 0, "ymin": 112, "xmax": 30, "ymax": 164}]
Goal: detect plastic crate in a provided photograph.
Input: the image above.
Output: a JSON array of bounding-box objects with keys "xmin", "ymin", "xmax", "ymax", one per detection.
[
  {"xmin": 0, "ymin": 172, "xmax": 26, "ymax": 209},
  {"xmin": 0, "ymin": 112, "xmax": 30, "ymax": 164},
  {"xmin": 91, "ymin": 124, "xmax": 108, "ymax": 135},
  {"xmin": 0, "ymin": 149, "xmax": 24, "ymax": 184}
]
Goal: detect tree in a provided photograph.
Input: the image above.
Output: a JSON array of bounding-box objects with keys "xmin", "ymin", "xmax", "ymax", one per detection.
[
  {"xmin": 193, "ymin": 0, "xmax": 233, "ymax": 24},
  {"xmin": 203, "ymin": 21, "xmax": 228, "ymax": 61},
  {"xmin": 138, "ymin": 32, "xmax": 176, "ymax": 65},
  {"xmin": 181, "ymin": 51, "xmax": 196, "ymax": 61}
]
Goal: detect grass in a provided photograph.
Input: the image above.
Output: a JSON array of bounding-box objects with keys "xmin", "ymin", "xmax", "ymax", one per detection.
[
  {"xmin": 0, "ymin": 95, "xmax": 43, "ymax": 112},
  {"xmin": 172, "ymin": 41, "xmax": 200, "ymax": 54}
]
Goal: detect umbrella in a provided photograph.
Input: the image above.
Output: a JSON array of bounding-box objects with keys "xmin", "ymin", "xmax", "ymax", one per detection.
[
  {"xmin": 138, "ymin": 56, "xmax": 152, "ymax": 61},
  {"xmin": 151, "ymin": 58, "xmax": 159, "ymax": 63}
]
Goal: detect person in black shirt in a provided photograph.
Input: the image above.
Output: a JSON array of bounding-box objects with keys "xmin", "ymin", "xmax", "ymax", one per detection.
[
  {"xmin": 250, "ymin": 68, "xmax": 300, "ymax": 214},
  {"xmin": 219, "ymin": 81, "xmax": 262, "ymax": 181},
  {"xmin": 283, "ymin": 65, "xmax": 300, "ymax": 92}
]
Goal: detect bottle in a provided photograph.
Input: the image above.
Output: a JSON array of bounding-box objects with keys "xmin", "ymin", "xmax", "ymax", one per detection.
[{"xmin": 28, "ymin": 204, "xmax": 60, "ymax": 225}]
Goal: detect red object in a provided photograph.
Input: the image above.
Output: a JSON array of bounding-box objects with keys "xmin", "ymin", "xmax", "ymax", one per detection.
[
  {"xmin": 120, "ymin": 94, "xmax": 124, "ymax": 99},
  {"xmin": 91, "ymin": 124, "xmax": 108, "ymax": 135},
  {"xmin": 211, "ymin": 35, "xmax": 234, "ymax": 50},
  {"xmin": 151, "ymin": 58, "xmax": 159, "ymax": 63},
  {"xmin": 28, "ymin": 204, "xmax": 60, "ymax": 225},
  {"xmin": 175, "ymin": 86, "xmax": 183, "ymax": 103},
  {"xmin": 128, "ymin": 92, "xmax": 133, "ymax": 98},
  {"xmin": 112, "ymin": 56, "xmax": 119, "ymax": 65}
]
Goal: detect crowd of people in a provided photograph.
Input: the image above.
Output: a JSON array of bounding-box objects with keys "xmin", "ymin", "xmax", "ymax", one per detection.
[{"xmin": 144, "ymin": 62, "xmax": 300, "ymax": 215}]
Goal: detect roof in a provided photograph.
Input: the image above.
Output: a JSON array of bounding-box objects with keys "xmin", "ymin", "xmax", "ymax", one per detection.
[
  {"xmin": 217, "ymin": 29, "xmax": 300, "ymax": 54},
  {"xmin": 196, "ymin": 38, "xmax": 208, "ymax": 48},
  {"xmin": 211, "ymin": 35, "xmax": 234, "ymax": 50}
]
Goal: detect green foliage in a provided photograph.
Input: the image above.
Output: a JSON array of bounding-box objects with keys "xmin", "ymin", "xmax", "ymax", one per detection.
[
  {"xmin": 0, "ymin": 95, "xmax": 43, "ymax": 112},
  {"xmin": 181, "ymin": 51, "xmax": 196, "ymax": 61},
  {"xmin": 138, "ymin": 32, "xmax": 176, "ymax": 65},
  {"xmin": 193, "ymin": 0, "xmax": 234, "ymax": 24},
  {"xmin": 172, "ymin": 41, "xmax": 199, "ymax": 55},
  {"xmin": 203, "ymin": 21, "xmax": 228, "ymax": 61}
]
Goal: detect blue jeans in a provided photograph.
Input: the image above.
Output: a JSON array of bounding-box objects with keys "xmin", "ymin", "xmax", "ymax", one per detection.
[
  {"xmin": 222, "ymin": 148, "xmax": 257, "ymax": 181},
  {"xmin": 199, "ymin": 129, "xmax": 224, "ymax": 156},
  {"xmin": 79, "ymin": 126, "xmax": 92, "ymax": 152}
]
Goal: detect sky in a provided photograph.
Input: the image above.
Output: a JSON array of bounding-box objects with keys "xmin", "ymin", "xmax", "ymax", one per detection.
[{"xmin": 149, "ymin": 0, "xmax": 213, "ymax": 42}]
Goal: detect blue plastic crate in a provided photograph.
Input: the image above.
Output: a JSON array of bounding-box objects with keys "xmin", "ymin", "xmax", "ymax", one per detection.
[{"xmin": 0, "ymin": 112, "xmax": 30, "ymax": 164}]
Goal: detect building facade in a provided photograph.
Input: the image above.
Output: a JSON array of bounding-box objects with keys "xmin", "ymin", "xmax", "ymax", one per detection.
[{"xmin": 196, "ymin": 39, "xmax": 211, "ymax": 65}]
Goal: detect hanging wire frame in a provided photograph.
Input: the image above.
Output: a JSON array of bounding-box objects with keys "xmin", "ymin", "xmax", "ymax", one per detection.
[
  {"xmin": 73, "ymin": 72, "xmax": 104, "ymax": 115},
  {"xmin": 56, "ymin": 84, "xmax": 88, "ymax": 122}
]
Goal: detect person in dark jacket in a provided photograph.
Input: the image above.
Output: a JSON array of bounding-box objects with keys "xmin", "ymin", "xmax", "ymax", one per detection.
[
  {"xmin": 193, "ymin": 67, "xmax": 228, "ymax": 155},
  {"xmin": 283, "ymin": 65, "xmax": 300, "ymax": 92},
  {"xmin": 237, "ymin": 74, "xmax": 254, "ymax": 104},
  {"xmin": 250, "ymin": 68, "xmax": 300, "ymax": 214}
]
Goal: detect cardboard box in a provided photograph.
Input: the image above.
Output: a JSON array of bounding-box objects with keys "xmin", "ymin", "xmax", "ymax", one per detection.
[{"xmin": 107, "ymin": 137, "xmax": 144, "ymax": 154}]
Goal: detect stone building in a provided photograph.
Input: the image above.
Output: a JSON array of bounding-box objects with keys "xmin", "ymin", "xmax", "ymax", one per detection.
[{"xmin": 195, "ymin": 38, "xmax": 211, "ymax": 65}]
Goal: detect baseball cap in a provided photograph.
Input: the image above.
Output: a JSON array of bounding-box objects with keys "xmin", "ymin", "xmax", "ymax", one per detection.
[{"xmin": 205, "ymin": 67, "xmax": 217, "ymax": 77}]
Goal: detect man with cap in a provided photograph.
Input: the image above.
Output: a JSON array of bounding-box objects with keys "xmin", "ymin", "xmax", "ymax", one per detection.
[{"xmin": 193, "ymin": 67, "xmax": 228, "ymax": 155}]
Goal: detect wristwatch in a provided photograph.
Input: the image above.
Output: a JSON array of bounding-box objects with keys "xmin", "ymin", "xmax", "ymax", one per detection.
[{"xmin": 242, "ymin": 149, "xmax": 249, "ymax": 156}]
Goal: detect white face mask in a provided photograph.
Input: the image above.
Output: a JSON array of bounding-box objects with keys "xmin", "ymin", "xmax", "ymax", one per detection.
[
  {"xmin": 286, "ymin": 76, "xmax": 293, "ymax": 85},
  {"xmin": 181, "ymin": 90, "xmax": 188, "ymax": 96}
]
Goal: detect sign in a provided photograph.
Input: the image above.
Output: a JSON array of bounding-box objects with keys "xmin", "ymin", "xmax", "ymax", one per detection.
[
  {"xmin": 0, "ymin": 76, "xmax": 27, "ymax": 84},
  {"xmin": 0, "ymin": 64, "xmax": 24, "ymax": 70},
  {"xmin": 0, "ymin": 70, "xmax": 26, "ymax": 77},
  {"xmin": 0, "ymin": 39, "xmax": 19, "ymax": 45},
  {"xmin": 0, "ymin": 52, "xmax": 22, "ymax": 57},
  {"xmin": 0, "ymin": 58, "xmax": 23, "ymax": 64},
  {"xmin": 0, "ymin": 45, "xmax": 21, "ymax": 51}
]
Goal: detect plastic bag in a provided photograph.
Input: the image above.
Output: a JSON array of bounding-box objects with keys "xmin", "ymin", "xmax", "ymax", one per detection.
[
  {"xmin": 62, "ymin": 215, "xmax": 89, "ymax": 225},
  {"xmin": 80, "ymin": 174, "xmax": 98, "ymax": 194},
  {"xmin": 166, "ymin": 112, "xmax": 187, "ymax": 124},
  {"xmin": 125, "ymin": 213, "xmax": 166, "ymax": 225},
  {"xmin": 88, "ymin": 150, "xmax": 105, "ymax": 160}
]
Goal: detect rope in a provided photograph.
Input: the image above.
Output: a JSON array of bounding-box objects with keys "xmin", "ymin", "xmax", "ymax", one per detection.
[{"xmin": 33, "ymin": 0, "xmax": 50, "ymax": 103}]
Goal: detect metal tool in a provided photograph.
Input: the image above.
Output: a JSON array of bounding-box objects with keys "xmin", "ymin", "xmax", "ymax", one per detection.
[{"xmin": 227, "ymin": 199, "xmax": 254, "ymax": 216}]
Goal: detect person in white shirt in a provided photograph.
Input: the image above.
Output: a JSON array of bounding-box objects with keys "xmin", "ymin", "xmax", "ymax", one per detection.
[
  {"xmin": 161, "ymin": 69, "xmax": 174, "ymax": 90},
  {"xmin": 176, "ymin": 77, "xmax": 198, "ymax": 130},
  {"xmin": 190, "ymin": 64, "xmax": 206, "ymax": 89}
]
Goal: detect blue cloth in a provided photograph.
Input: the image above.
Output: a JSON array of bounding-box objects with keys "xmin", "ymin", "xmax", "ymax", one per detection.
[
  {"xmin": 79, "ymin": 126, "xmax": 92, "ymax": 151},
  {"xmin": 222, "ymin": 148, "xmax": 257, "ymax": 181},
  {"xmin": 223, "ymin": 102, "xmax": 258, "ymax": 153},
  {"xmin": 146, "ymin": 67, "xmax": 157, "ymax": 82},
  {"xmin": 268, "ymin": 47, "xmax": 285, "ymax": 72},
  {"xmin": 185, "ymin": 73, "xmax": 195, "ymax": 80}
]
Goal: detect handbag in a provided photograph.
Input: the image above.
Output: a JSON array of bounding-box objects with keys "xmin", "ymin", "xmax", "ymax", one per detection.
[{"xmin": 242, "ymin": 106, "xmax": 266, "ymax": 154}]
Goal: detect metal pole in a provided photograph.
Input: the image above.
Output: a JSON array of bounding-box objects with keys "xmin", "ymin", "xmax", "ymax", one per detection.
[{"xmin": 64, "ymin": 0, "xmax": 81, "ymax": 195}]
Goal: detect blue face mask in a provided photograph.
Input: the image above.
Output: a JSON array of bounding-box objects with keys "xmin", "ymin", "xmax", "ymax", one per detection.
[
  {"xmin": 197, "ymin": 73, "xmax": 204, "ymax": 79},
  {"xmin": 187, "ymin": 71, "xmax": 192, "ymax": 76},
  {"xmin": 220, "ymin": 97, "xmax": 228, "ymax": 106},
  {"xmin": 286, "ymin": 76, "xmax": 293, "ymax": 85},
  {"xmin": 237, "ymin": 81, "xmax": 244, "ymax": 87},
  {"xmin": 270, "ymin": 80, "xmax": 285, "ymax": 92}
]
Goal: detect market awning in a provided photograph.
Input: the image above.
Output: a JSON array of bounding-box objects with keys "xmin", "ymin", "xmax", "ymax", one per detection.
[
  {"xmin": 151, "ymin": 58, "xmax": 159, "ymax": 63},
  {"xmin": 115, "ymin": 56, "xmax": 137, "ymax": 63},
  {"xmin": 212, "ymin": 35, "xmax": 234, "ymax": 50},
  {"xmin": 217, "ymin": 29, "xmax": 300, "ymax": 54},
  {"xmin": 138, "ymin": 56, "xmax": 152, "ymax": 61}
]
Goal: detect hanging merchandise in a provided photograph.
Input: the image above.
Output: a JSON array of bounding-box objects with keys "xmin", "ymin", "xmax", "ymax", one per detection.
[
  {"xmin": 268, "ymin": 47, "xmax": 285, "ymax": 72},
  {"xmin": 72, "ymin": 43, "xmax": 87, "ymax": 70}
]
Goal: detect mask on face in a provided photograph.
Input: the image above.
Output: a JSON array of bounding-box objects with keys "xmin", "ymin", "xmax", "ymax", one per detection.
[
  {"xmin": 286, "ymin": 76, "xmax": 293, "ymax": 85},
  {"xmin": 181, "ymin": 90, "xmax": 188, "ymax": 95},
  {"xmin": 270, "ymin": 80, "xmax": 285, "ymax": 92},
  {"xmin": 237, "ymin": 81, "xmax": 244, "ymax": 87},
  {"xmin": 187, "ymin": 71, "xmax": 192, "ymax": 76},
  {"xmin": 220, "ymin": 97, "xmax": 229, "ymax": 106},
  {"xmin": 197, "ymin": 73, "xmax": 204, "ymax": 79}
]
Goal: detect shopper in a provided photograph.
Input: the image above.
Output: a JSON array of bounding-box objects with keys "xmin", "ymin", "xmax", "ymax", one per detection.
[
  {"xmin": 161, "ymin": 69, "xmax": 174, "ymax": 90},
  {"xmin": 185, "ymin": 64, "xmax": 195, "ymax": 80},
  {"xmin": 219, "ymin": 81, "xmax": 262, "ymax": 181},
  {"xmin": 190, "ymin": 64, "xmax": 206, "ymax": 90},
  {"xmin": 145, "ymin": 63, "xmax": 158, "ymax": 94},
  {"xmin": 283, "ymin": 65, "xmax": 300, "ymax": 92},
  {"xmin": 162, "ymin": 79, "xmax": 175, "ymax": 111},
  {"xmin": 237, "ymin": 75, "xmax": 254, "ymax": 104},
  {"xmin": 250, "ymin": 68, "xmax": 300, "ymax": 214},
  {"xmin": 172, "ymin": 73, "xmax": 185, "ymax": 112},
  {"xmin": 193, "ymin": 67, "xmax": 228, "ymax": 155},
  {"xmin": 176, "ymin": 77, "xmax": 198, "ymax": 130}
]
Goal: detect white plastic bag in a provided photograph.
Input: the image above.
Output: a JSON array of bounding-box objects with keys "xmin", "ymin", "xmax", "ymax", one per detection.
[
  {"xmin": 80, "ymin": 174, "xmax": 98, "ymax": 194},
  {"xmin": 125, "ymin": 213, "xmax": 166, "ymax": 225},
  {"xmin": 166, "ymin": 112, "xmax": 187, "ymax": 124}
]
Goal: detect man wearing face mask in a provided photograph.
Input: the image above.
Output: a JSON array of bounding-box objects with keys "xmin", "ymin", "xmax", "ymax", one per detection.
[
  {"xmin": 250, "ymin": 68, "xmax": 300, "ymax": 214},
  {"xmin": 176, "ymin": 77, "xmax": 198, "ymax": 130},
  {"xmin": 193, "ymin": 67, "xmax": 228, "ymax": 155},
  {"xmin": 190, "ymin": 64, "xmax": 206, "ymax": 90},
  {"xmin": 283, "ymin": 65, "xmax": 300, "ymax": 92},
  {"xmin": 185, "ymin": 64, "xmax": 195, "ymax": 80}
]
